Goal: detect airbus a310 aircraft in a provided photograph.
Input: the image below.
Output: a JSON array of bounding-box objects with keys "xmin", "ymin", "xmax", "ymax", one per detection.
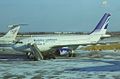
[{"xmin": 12, "ymin": 13, "xmax": 111, "ymax": 60}]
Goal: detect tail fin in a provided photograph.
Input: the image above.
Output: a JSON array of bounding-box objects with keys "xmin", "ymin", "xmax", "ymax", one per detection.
[
  {"xmin": 1, "ymin": 24, "xmax": 20, "ymax": 41},
  {"xmin": 90, "ymin": 13, "xmax": 111, "ymax": 35}
]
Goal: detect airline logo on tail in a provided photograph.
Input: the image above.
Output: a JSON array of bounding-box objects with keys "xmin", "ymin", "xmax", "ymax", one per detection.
[
  {"xmin": 90, "ymin": 13, "xmax": 111, "ymax": 35},
  {"xmin": 1, "ymin": 24, "xmax": 20, "ymax": 42},
  {"xmin": 2, "ymin": 24, "xmax": 28, "ymax": 41},
  {"xmin": 10, "ymin": 28, "xmax": 18, "ymax": 34}
]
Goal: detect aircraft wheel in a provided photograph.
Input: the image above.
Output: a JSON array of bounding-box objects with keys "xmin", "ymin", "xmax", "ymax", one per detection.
[
  {"xmin": 49, "ymin": 53, "xmax": 56, "ymax": 59},
  {"xmin": 26, "ymin": 52, "xmax": 36, "ymax": 60},
  {"xmin": 68, "ymin": 51, "xmax": 76, "ymax": 57},
  {"xmin": 43, "ymin": 53, "xmax": 56, "ymax": 60}
]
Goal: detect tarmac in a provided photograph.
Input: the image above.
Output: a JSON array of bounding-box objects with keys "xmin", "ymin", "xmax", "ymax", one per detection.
[{"xmin": 0, "ymin": 57, "xmax": 120, "ymax": 79}]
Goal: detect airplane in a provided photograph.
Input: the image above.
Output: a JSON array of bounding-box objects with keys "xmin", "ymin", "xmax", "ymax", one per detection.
[
  {"xmin": 0, "ymin": 24, "xmax": 28, "ymax": 53},
  {"xmin": 12, "ymin": 13, "xmax": 111, "ymax": 60},
  {"xmin": 0, "ymin": 24, "xmax": 20, "ymax": 45},
  {"xmin": 0, "ymin": 24, "xmax": 20, "ymax": 53}
]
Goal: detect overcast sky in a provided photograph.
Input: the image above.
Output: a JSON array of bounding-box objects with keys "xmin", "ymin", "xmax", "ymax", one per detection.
[{"xmin": 0, "ymin": 0, "xmax": 120, "ymax": 32}]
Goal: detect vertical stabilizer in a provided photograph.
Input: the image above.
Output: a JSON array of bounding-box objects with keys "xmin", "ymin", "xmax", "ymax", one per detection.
[
  {"xmin": 90, "ymin": 13, "xmax": 111, "ymax": 35},
  {"xmin": 1, "ymin": 24, "xmax": 20, "ymax": 41}
]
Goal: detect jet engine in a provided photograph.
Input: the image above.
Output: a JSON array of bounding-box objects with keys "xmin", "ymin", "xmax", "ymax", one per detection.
[{"xmin": 55, "ymin": 47, "xmax": 72, "ymax": 56}]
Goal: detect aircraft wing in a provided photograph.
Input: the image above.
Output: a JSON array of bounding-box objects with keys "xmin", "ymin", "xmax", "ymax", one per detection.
[
  {"xmin": 51, "ymin": 44, "xmax": 80, "ymax": 50},
  {"xmin": 49, "ymin": 41, "xmax": 117, "ymax": 52},
  {"xmin": 50, "ymin": 43, "xmax": 101, "ymax": 51}
]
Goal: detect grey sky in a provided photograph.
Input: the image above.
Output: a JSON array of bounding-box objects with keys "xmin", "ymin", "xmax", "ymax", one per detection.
[{"xmin": 0, "ymin": 0, "xmax": 120, "ymax": 32}]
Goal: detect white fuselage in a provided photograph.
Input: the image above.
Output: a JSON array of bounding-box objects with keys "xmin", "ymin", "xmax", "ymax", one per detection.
[{"xmin": 13, "ymin": 34, "xmax": 101, "ymax": 52}]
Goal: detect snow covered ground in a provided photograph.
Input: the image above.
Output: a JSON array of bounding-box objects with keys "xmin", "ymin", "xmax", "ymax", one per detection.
[{"xmin": 0, "ymin": 56, "xmax": 120, "ymax": 79}]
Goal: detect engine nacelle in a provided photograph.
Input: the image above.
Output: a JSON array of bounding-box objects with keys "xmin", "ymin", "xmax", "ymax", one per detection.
[{"xmin": 58, "ymin": 47, "xmax": 71, "ymax": 55}]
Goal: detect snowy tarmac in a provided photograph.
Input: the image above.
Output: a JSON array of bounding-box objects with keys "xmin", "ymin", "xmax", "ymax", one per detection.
[{"xmin": 0, "ymin": 57, "xmax": 120, "ymax": 79}]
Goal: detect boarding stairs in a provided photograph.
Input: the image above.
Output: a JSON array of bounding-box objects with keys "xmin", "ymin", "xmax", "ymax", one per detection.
[{"xmin": 27, "ymin": 43, "xmax": 43, "ymax": 60}]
